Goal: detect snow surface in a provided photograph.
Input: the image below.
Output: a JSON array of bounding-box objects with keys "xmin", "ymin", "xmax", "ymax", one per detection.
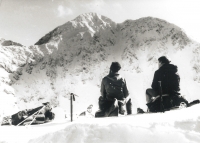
[
  {"xmin": 1, "ymin": 13, "xmax": 200, "ymax": 142},
  {"xmin": 1, "ymin": 104, "xmax": 200, "ymax": 143}
]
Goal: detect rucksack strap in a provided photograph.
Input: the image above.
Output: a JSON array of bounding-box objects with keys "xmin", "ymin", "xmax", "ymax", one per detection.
[{"xmin": 106, "ymin": 76, "xmax": 124, "ymax": 87}]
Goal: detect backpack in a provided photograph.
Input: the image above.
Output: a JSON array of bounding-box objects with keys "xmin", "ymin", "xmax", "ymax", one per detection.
[
  {"xmin": 159, "ymin": 69, "xmax": 180, "ymax": 95},
  {"xmin": 11, "ymin": 111, "xmax": 26, "ymax": 125},
  {"xmin": 105, "ymin": 76, "xmax": 125, "ymax": 100}
]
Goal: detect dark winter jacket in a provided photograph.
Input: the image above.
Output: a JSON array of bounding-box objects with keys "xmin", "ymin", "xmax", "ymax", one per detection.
[
  {"xmin": 100, "ymin": 73, "xmax": 129, "ymax": 101},
  {"xmin": 151, "ymin": 64, "xmax": 180, "ymax": 96}
]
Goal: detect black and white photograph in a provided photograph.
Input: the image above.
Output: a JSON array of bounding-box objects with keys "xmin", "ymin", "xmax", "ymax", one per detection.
[{"xmin": 0, "ymin": 0, "xmax": 200, "ymax": 142}]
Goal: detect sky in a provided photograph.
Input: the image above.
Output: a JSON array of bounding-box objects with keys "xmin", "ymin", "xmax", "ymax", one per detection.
[{"xmin": 0, "ymin": 0, "xmax": 200, "ymax": 46}]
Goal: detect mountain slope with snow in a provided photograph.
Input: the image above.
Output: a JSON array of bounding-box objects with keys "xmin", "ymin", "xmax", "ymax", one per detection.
[{"xmin": 0, "ymin": 13, "xmax": 200, "ymax": 118}]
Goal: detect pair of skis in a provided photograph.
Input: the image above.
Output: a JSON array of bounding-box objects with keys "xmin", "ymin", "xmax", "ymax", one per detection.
[
  {"xmin": 17, "ymin": 106, "xmax": 46, "ymax": 126},
  {"xmin": 17, "ymin": 93, "xmax": 78, "ymax": 126}
]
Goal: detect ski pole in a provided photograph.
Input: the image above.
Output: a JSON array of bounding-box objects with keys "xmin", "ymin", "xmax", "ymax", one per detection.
[
  {"xmin": 158, "ymin": 81, "xmax": 164, "ymax": 112},
  {"xmin": 70, "ymin": 93, "xmax": 73, "ymax": 122},
  {"xmin": 70, "ymin": 93, "xmax": 78, "ymax": 122}
]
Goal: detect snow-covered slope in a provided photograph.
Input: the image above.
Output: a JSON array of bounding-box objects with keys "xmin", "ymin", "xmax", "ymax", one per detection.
[
  {"xmin": 0, "ymin": 38, "xmax": 33, "ymax": 117},
  {"xmin": 0, "ymin": 13, "xmax": 200, "ymax": 118}
]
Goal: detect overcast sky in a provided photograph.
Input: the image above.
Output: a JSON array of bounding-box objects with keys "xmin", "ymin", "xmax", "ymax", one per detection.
[{"xmin": 0, "ymin": 0, "xmax": 200, "ymax": 46}]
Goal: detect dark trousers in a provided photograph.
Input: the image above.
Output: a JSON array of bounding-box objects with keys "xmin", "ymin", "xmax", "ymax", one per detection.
[
  {"xmin": 95, "ymin": 96, "xmax": 132, "ymax": 117},
  {"xmin": 146, "ymin": 88, "xmax": 158, "ymax": 103}
]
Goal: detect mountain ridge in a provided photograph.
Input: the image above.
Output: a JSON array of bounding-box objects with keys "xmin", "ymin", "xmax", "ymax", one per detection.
[{"xmin": 0, "ymin": 13, "xmax": 199, "ymax": 117}]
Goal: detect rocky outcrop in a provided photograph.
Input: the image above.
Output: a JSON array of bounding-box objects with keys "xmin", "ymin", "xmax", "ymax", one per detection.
[{"xmin": 0, "ymin": 13, "xmax": 199, "ymax": 115}]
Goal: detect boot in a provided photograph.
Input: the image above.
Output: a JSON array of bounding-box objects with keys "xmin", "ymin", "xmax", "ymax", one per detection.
[
  {"xmin": 118, "ymin": 100, "xmax": 126, "ymax": 115},
  {"xmin": 137, "ymin": 108, "xmax": 145, "ymax": 114},
  {"xmin": 126, "ymin": 98, "xmax": 132, "ymax": 115},
  {"xmin": 95, "ymin": 110, "xmax": 106, "ymax": 118},
  {"xmin": 105, "ymin": 98, "xmax": 119, "ymax": 117}
]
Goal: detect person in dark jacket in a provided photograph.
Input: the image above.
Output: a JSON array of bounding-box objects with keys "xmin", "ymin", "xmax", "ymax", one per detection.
[
  {"xmin": 95, "ymin": 62, "xmax": 132, "ymax": 117},
  {"xmin": 146, "ymin": 56, "xmax": 180, "ymax": 103}
]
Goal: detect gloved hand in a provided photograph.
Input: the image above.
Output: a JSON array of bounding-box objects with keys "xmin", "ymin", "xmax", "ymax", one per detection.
[
  {"xmin": 118, "ymin": 98, "xmax": 126, "ymax": 115},
  {"xmin": 118, "ymin": 98, "xmax": 126, "ymax": 105}
]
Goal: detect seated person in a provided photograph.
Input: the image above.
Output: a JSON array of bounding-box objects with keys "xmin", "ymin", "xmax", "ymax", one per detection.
[
  {"xmin": 144, "ymin": 56, "xmax": 184, "ymax": 112},
  {"xmin": 146, "ymin": 56, "xmax": 180, "ymax": 103},
  {"xmin": 79, "ymin": 104, "xmax": 94, "ymax": 117},
  {"xmin": 95, "ymin": 62, "xmax": 132, "ymax": 117}
]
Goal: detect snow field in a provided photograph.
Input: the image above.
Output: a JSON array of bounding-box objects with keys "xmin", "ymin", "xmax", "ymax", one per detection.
[{"xmin": 1, "ymin": 104, "xmax": 200, "ymax": 143}]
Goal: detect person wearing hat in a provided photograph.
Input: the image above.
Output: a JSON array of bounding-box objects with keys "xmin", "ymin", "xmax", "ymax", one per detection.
[
  {"xmin": 146, "ymin": 56, "xmax": 180, "ymax": 103},
  {"xmin": 95, "ymin": 62, "xmax": 132, "ymax": 117},
  {"xmin": 79, "ymin": 104, "xmax": 94, "ymax": 117},
  {"xmin": 87, "ymin": 104, "xmax": 93, "ymax": 113}
]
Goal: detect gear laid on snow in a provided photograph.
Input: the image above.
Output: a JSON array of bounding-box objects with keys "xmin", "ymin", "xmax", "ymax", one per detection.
[
  {"xmin": 188, "ymin": 100, "xmax": 200, "ymax": 107},
  {"xmin": 137, "ymin": 108, "xmax": 145, "ymax": 114},
  {"xmin": 1, "ymin": 102, "xmax": 55, "ymax": 126}
]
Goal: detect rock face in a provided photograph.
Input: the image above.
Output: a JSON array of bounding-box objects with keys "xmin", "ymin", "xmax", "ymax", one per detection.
[
  {"xmin": 1, "ymin": 39, "xmax": 23, "ymax": 47},
  {"xmin": 0, "ymin": 13, "xmax": 200, "ymax": 116}
]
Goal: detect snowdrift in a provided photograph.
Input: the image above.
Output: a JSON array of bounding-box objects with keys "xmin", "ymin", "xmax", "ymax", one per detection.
[{"xmin": 1, "ymin": 104, "xmax": 200, "ymax": 143}]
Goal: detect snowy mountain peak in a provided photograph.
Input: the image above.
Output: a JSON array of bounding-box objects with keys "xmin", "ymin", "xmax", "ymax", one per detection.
[
  {"xmin": 0, "ymin": 13, "xmax": 200, "ymax": 119},
  {"xmin": 73, "ymin": 12, "xmax": 115, "ymax": 25},
  {"xmin": 35, "ymin": 13, "xmax": 190, "ymax": 48},
  {"xmin": 35, "ymin": 13, "xmax": 116, "ymax": 45}
]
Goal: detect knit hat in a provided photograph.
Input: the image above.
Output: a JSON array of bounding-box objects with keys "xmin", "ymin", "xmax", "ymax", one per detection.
[
  {"xmin": 87, "ymin": 104, "xmax": 93, "ymax": 109},
  {"xmin": 110, "ymin": 62, "xmax": 121, "ymax": 72},
  {"xmin": 42, "ymin": 102, "xmax": 50, "ymax": 106},
  {"xmin": 158, "ymin": 56, "xmax": 171, "ymax": 64}
]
